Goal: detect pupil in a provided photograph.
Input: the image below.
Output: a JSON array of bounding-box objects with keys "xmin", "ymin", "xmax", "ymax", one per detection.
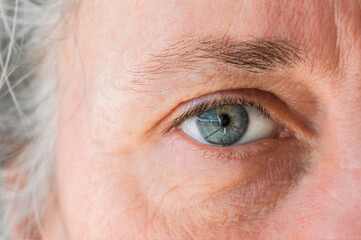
[{"xmin": 219, "ymin": 114, "xmax": 231, "ymax": 127}]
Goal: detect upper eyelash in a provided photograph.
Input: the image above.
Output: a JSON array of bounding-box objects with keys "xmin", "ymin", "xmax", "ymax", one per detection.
[{"xmin": 163, "ymin": 97, "xmax": 270, "ymax": 135}]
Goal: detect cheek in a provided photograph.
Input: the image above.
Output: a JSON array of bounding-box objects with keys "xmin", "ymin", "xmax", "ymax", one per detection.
[
  {"xmin": 261, "ymin": 152, "xmax": 361, "ymax": 238},
  {"xmin": 56, "ymin": 146, "xmax": 150, "ymax": 238},
  {"xmin": 55, "ymin": 84, "xmax": 310, "ymax": 239},
  {"xmin": 118, "ymin": 136, "xmax": 311, "ymax": 233}
]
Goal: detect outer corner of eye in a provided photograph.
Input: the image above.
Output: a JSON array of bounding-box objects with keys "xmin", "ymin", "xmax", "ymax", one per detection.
[{"xmin": 179, "ymin": 104, "xmax": 280, "ymax": 147}]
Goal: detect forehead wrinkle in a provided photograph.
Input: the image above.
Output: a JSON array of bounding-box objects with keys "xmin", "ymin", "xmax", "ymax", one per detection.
[{"xmin": 132, "ymin": 35, "xmax": 305, "ymax": 83}]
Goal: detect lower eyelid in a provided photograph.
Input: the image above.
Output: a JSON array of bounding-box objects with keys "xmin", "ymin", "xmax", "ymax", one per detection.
[{"xmin": 173, "ymin": 129, "xmax": 296, "ymax": 164}]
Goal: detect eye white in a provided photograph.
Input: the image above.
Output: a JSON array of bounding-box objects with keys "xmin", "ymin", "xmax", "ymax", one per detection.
[{"xmin": 180, "ymin": 106, "xmax": 278, "ymax": 146}]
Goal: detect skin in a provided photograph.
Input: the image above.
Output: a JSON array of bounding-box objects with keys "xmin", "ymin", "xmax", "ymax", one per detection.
[{"xmin": 43, "ymin": 0, "xmax": 361, "ymax": 239}]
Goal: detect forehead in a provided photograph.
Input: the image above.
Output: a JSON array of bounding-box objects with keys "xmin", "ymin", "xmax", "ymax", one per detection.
[{"xmin": 74, "ymin": 0, "xmax": 360, "ymax": 75}]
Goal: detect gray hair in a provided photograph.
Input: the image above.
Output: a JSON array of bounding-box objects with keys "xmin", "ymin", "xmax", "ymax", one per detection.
[{"xmin": 0, "ymin": 0, "xmax": 70, "ymax": 238}]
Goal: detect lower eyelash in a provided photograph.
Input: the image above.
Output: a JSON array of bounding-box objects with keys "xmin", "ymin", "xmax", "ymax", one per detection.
[
  {"xmin": 199, "ymin": 139, "xmax": 280, "ymax": 164},
  {"xmin": 203, "ymin": 150, "xmax": 254, "ymax": 162}
]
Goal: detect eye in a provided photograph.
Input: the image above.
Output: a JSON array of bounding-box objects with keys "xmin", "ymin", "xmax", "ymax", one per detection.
[{"xmin": 180, "ymin": 104, "xmax": 279, "ymax": 146}]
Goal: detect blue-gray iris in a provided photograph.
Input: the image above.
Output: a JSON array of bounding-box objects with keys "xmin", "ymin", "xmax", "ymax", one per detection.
[{"xmin": 196, "ymin": 104, "xmax": 249, "ymax": 146}]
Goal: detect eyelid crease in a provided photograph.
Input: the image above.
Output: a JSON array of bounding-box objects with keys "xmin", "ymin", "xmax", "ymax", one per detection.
[{"xmin": 163, "ymin": 97, "xmax": 270, "ymax": 136}]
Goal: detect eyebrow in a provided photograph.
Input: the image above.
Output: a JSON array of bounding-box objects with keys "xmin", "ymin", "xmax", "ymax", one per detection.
[{"xmin": 137, "ymin": 36, "xmax": 304, "ymax": 76}]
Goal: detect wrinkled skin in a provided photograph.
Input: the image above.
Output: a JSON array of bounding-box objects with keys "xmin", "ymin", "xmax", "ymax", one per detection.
[{"xmin": 44, "ymin": 0, "xmax": 361, "ymax": 239}]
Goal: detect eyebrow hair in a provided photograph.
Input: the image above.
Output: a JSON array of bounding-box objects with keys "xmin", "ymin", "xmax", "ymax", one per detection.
[{"xmin": 136, "ymin": 36, "xmax": 304, "ymax": 77}]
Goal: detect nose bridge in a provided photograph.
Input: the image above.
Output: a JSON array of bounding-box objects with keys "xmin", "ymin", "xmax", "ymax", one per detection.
[
  {"xmin": 324, "ymin": 76, "xmax": 361, "ymax": 170},
  {"xmin": 326, "ymin": 0, "xmax": 361, "ymax": 166},
  {"xmin": 317, "ymin": 76, "xmax": 361, "ymax": 236}
]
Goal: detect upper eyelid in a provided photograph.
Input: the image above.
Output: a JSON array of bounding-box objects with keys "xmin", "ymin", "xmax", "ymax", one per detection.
[{"xmin": 158, "ymin": 89, "xmax": 316, "ymax": 142}]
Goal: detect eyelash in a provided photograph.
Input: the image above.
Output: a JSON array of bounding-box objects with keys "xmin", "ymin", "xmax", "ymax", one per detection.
[{"xmin": 164, "ymin": 97, "xmax": 271, "ymax": 135}]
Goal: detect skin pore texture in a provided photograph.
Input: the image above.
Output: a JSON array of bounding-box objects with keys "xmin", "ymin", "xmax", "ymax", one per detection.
[{"xmin": 45, "ymin": 0, "xmax": 361, "ymax": 239}]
